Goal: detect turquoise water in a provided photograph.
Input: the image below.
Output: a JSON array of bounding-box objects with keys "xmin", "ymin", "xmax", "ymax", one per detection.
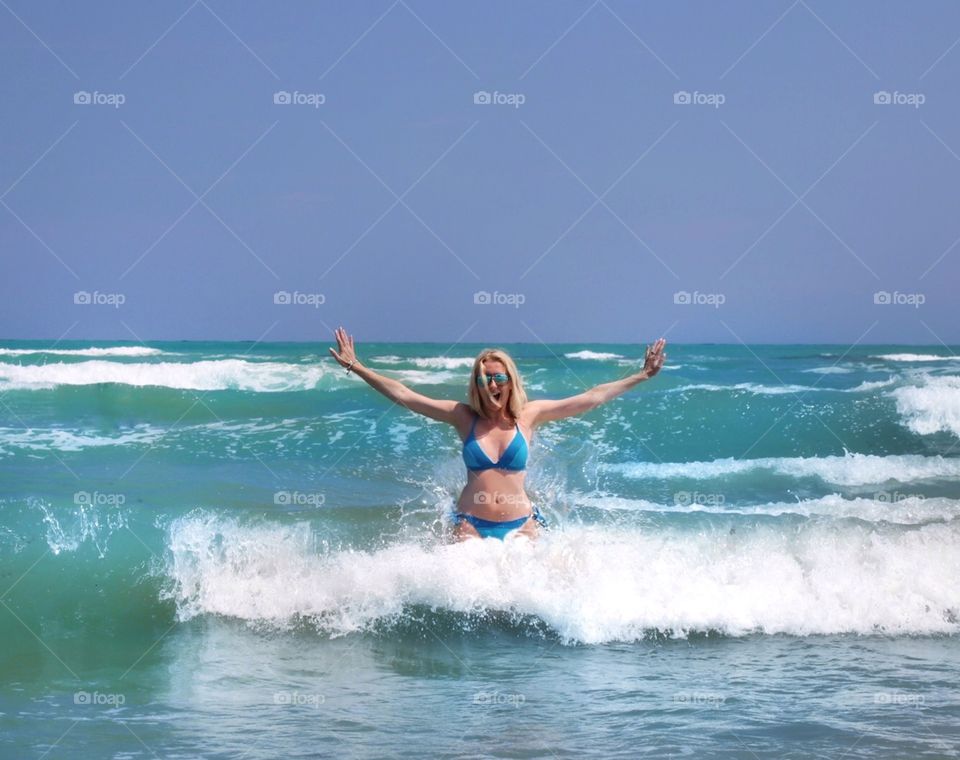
[{"xmin": 1, "ymin": 341, "xmax": 959, "ymax": 758}]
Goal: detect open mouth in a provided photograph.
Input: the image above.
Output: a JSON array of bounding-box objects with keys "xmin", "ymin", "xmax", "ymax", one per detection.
[{"xmin": 490, "ymin": 389, "xmax": 502, "ymax": 400}]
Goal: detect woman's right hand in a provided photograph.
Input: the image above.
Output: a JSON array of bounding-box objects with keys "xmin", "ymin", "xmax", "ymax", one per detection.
[{"xmin": 329, "ymin": 326, "xmax": 359, "ymax": 369}]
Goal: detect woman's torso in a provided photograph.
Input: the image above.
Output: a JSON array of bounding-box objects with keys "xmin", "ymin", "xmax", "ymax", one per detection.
[{"xmin": 455, "ymin": 410, "xmax": 533, "ymax": 521}]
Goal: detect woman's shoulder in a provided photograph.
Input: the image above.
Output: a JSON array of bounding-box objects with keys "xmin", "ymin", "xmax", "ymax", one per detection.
[{"xmin": 452, "ymin": 403, "xmax": 478, "ymax": 440}]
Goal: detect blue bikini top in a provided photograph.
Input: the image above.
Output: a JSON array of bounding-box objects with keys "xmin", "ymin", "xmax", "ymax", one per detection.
[{"xmin": 462, "ymin": 414, "xmax": 529, "ymax": 472}]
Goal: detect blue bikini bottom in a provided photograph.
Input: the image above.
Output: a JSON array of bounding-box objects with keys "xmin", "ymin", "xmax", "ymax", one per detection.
[{"xmin": 453, "ymin": 507, "xmax": 547, "ymax": 540}]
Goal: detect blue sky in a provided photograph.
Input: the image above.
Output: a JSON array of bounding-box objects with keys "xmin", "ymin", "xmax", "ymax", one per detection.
[{"xmin": 2, "ymin": 1, "xmax": 959, "ymax": 345}]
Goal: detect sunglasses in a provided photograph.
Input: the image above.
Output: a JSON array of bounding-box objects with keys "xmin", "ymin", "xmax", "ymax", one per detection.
[{"xmin": 476, "ymin": 372, "xmax": 511, "ymax": 386}]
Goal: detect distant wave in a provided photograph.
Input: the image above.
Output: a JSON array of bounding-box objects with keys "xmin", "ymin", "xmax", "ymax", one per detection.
[
  {"xmin": 0, "ymin": 346, "xmax": 163, "ymax": 357},
  {"xmin": 602, "ymin": 451, "xmax": 960, "ymax": 486},
  {"xmin": 668, "ymin": 382, "xmax": 826, "ymax": 395},
  {"xmin": 383, "ymin": 369, "xmax": 462, "ymax": 385},
  {"xmin": 163, "ymin": 512, "xmax": 960, "ymax": 642},
  {"xmin": 370, "ymin": 355, "xmax": 474, "ymax": 370},
  {"xmin": 892, "ymin": 375, "xmax": 960, "ymax": 439},
  {"xmin": 0, "ymin": 359, "xmax": 333, "ymax": 392},
  {"xmin": 564, "ymin": 350, "xmax": 624, "ymax": 360},
  {"xmin": 873, "ymin": 353, "xmax": 957, "ymax": 362},
  {"xmin": 670, "ymin": 379, "xmax": 894, "ymax": 395},
  {"xmin": 802, "ymin": 366, "xmax": 853, "ymax": 374}
]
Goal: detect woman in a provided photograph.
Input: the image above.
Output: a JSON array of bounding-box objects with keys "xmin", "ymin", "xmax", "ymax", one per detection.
[{"xmin": 329, "ymin": 327, "xmax": 667, "ymax": 540}]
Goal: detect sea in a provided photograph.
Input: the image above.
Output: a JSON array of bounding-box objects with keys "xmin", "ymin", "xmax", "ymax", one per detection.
[{"xmin": 1, "ymin": 340, "xmax": 958, "ymax": 759}]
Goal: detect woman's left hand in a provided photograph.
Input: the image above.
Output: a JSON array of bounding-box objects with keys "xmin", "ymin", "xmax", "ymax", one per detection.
[{"xmin": 642, "ymin": 338, "xmax": 667, "ymax": 378}]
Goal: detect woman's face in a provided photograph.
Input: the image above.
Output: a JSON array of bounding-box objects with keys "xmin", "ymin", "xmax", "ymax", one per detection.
[{"xmin": 478, "ymin": 360, "xmax": 510, "ymax": 411}]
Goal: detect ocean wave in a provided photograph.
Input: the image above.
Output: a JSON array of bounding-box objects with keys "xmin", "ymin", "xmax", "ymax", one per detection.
[
  {"xmin": 892, "ymin": 375, "xmax": 960, "ymax": 439},
  {"xmin": 602, "ymin": 451, "xmax": 960, "ymax": 486},
  {"xmin": 163, "ymin": 513, "xmax": 960, "ymax": 643},
  {"xmin": 0, "ymin": 359, "xmax": 335, "ymax": 392},
  {"xmin": 0, "ymin": 346, "xmax": 163, "ymax": 357},
  {"xmin": 564, "ymin": 350, "xmax": 624, "ymax": 360}
]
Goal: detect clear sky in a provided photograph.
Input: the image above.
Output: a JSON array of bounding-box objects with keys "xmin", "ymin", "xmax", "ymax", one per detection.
[{"xmin": 2, "ymin": 1, "xmax": 959, "ymax": 346}]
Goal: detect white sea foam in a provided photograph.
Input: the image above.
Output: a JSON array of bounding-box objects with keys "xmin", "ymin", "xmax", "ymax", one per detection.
[
  {"xmin": 602, "ymin": 451, "xmax": 960, "ymax": 486},
  {"xmin": 564, "ymin": 351, "xmax": 624, "ymax": 360},
  {"xmin": 0, "ymin": 359, "xmax": 335, "ymax": 392},
  {"xmin": 892, "ymin": 375, "xmax": 960, "ymax": 439},
  {"xmin": 0, "ymin": 346, "xmax": 163, "ymax": 357},
  {"xmin": 0, "ymin": 424, "xmax": 164, "ymax": 454},
  {"xmin": 164, "ymin": 513, "xmax": 960, "ymax": 642},
  {"xmin": 573, "ymin": 493, "xmax": 960, "ymax": 525}
]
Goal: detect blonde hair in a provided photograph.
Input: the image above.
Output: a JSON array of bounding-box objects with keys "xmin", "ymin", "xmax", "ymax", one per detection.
[{"xmin": 467, "ymin": 348, "xmax": 528, "ymax": 420}]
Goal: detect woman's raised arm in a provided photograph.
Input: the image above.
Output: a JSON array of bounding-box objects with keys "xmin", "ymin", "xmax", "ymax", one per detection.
[
  {"xmin": 526, "ymin": 338, "xmax": 667, "ymax": 426},
  {"xmin": 328, "ymin": 326, "xmax": 464, "ymax": 426}
]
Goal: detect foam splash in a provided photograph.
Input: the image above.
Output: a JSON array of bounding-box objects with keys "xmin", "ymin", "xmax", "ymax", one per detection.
[
  {"xmin": 603, "ymin": 451, "xmax": 960, "ymax": 486},
  {"xmin": 0, "ymin": 359, "xmax": 335, "ymax": 392},
  {"xmin": 35, "ymin": 500, "xmax": 128, "ymax": 558},
  {"xmin": 162, "ymin": 513, "xmax": 960, "ymax": 643},
  {"xmin": 892, "ymin": 375, "xmax": 960, "ymax": 439}
]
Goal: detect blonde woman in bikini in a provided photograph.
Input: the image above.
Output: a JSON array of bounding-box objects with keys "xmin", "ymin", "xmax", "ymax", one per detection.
[{"xmin": 330, "ymin": 327, "xmax": 666, "ymax": 540}]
